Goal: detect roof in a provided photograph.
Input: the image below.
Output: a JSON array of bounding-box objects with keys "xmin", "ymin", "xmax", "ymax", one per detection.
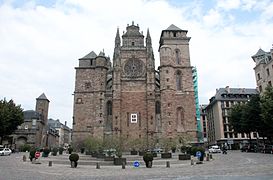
[
  {"xmin": 166, "ymin": 24, "xmax": 182, "ymax": 31},
  {"xmin": 211, "ymin": 87, "xmax": 258, "ymax": 103},
  {"xmin": 252, "ymin": 48, "xmax": 266, "ymax": 57},
  {"xmin": 81, "ymin": 51, "xmax": 97, "ymax": 59},
  {"xmin": 37, "ymin": 93, "xmax": 49, "ymax": 101},
  {"xmin": 23, "ymin": 110, "xmax": 41, "ymax": 120}
]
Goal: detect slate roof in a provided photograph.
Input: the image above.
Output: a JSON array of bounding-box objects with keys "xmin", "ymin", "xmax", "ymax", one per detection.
[
  {"xmin": 252, "ymin": 48, "xmax": 266, "ymax": 57},
  {"xmin": 210, "ymin": 87, "xmax": 258, "ymax": 103},
  {"xmin": 166, "ymin": 24, "xmax": 182, "ymax": 31},
  {"xmin": 37, "ymin": 93, "xmax": 49, "ymax": 101},
  {"xmin": 23, "ymin": 110, "xmax": 41, "ymax": 120},
  {"xmin": 81, "ymin": 51, "xmax": 97, "ymax": 59}
]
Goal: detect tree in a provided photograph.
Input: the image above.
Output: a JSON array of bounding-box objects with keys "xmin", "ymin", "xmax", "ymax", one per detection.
[
  {"xmin": 260, "ymin": 86, "xmax": 273, "ymax": 140},
  {"xmin": 84, "ymin": 136, "xmax": 102, "ymax": 153},
  {"xmin": 229, "ymin": 103, "xmax": 245, "ymax": 134},
  {"xmin": 0, "ymin": 99, "xmax": 24, "ymax": 144}
]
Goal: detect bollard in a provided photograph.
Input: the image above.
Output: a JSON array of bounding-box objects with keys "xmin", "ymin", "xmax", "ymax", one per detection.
[
  {"xmin": 48, "ymin": 161, "xmax": 52, "ymax": 167},
  {"xmin": 23, "ymin": 155, "xmax": 26, "ymax": 162},
  {"xmin": 96, "ymin": 162, "xmax": 100, "ymax": 169},
  {"xmin": 190, "ymin": 157, "xmax": 194, "ymax": 165},
  {"xmin": 166, "ymin": 161, "xmax": 170, "ymax": 168},
  {"xmin": 206, "ymin": 153, "xmax": 210, "ymax": 161},
  {"xmin": 122, "ymin": 162, "xmax": 126, "ymax": 169}
]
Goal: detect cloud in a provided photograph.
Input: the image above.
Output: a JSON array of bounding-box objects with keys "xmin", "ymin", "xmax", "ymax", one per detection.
[{"xmin": 0, "ymin": 0, "xmax": 272, "ymax": 127}]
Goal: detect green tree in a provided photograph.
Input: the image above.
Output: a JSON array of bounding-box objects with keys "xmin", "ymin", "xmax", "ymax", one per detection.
[
  {"xmin": 260, "ymin": 86, "xmax": 273, "ymax": 140},
  {"xmin": 229, "ymin": 103, "xmax": 245, "ymax": 134},
  {"xmin": 84, "ymin": 136, "xmax": 102, "ymax": 153},
  {"xmin": 0, "ymin": 99, "xmax": 24, "ymax": 144}
]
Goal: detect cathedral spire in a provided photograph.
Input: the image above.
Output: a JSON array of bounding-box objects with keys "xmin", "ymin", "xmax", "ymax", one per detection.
[
  {"xmin": 146, "ymin": 28, "xmax": 152, "ymax": 47},
  {"xmin": 115, "ymin": 27, "xmax": 121, "ymax": 47}
]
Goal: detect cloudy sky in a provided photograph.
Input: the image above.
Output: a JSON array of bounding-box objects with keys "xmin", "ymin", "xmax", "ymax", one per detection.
[{"xmin": 0, "ymin": 0, "xmax": 272, "ymax": 128}]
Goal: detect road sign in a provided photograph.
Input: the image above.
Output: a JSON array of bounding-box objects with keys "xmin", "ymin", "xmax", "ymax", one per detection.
[
  {"xmin": 196, "ymin": 151, "xmax": 202, "ymax": 158},
  {"xmin": 133, "ymin": 161, "xmax": 140, "ymax": 167},
  {"xmin": 35, "ymin": 151, "xmax": 41, "ymax": 158}
]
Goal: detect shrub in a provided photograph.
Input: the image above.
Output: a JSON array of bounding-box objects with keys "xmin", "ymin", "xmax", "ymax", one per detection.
[
  {"xmin": 20, "ymin": 144, "xmax": 31, "ymax": 152},
  {"xmin": 68, "ymin": 147, "xmax": 73, "ymax": 154},
  {"xmin": 42, "ymin": 148, "xmax": 50, "ymax": 157},
  {"xmin": 69, "ymin": 153, "xmax": 79, "ymax": 162},
  {"xmin": 143, "ymin": 152, "xmax": 153, "ymax": 168},
  {"xmin": 59, "ymin": 147, "xmax": 64, "ymax": 155},
  {"xmin": 69, "ymin": 153, "xmax": 79, "ymax": 168},
  {"xmin": 29, "ymin": 147, "xmax": 36, "ymax": 161},
  {"xmin": 52, "ymin": 147, "xmax": 58, "ymax": 156}
]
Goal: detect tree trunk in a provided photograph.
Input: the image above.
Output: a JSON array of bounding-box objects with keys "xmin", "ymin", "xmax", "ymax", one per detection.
[{"xmin": 0, "ymin": 136, "xmax": 3, "ymax": 145}]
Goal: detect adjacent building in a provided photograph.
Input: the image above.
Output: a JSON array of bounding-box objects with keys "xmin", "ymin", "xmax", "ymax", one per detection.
[
  {"xmin": 72, "ymin": 23, "xmax": 198, "ymax": 148},
  {"xmin": 206, "ymin": 86, "xmax": 259, "ymax": 149},
  {"xmin": 252, "ymin": 46, "xmax": 273, "ymax": 93},
  {"xmin": 48, "ymin": 119, "xmax": 72, "ymax": 148},
  {"xmin": 200, "ymin": 105, "xmax": 208, "ymax": 145},
  {"xmin": 11, "ymin": 93, "xmax": 58, "ymax": 149}
]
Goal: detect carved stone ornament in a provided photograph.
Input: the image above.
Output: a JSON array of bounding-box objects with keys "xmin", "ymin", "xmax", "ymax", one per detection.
[{"xmin": 124, "ymin": 58, "xmax": 144, "ymax": 78}]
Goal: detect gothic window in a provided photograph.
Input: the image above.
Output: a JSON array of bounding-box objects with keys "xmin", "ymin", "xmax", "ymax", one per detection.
[
  {"xmin": 176, "ymin": 70, "xmax": 182, "ymax": 91},
  {"xmin": 155, "ymin": 101, "xmax": 161, "ymax": 114},
  {"xmin": 177, "ymin": 107, "xmax": 185, "ymax": 131},
  {"xmin": 175, "ymin": 49, "xmax": 181, "ymax": 64},
  {"xmin": 106, "ymin": 101, "xmax": 112, "ymax": 116}
]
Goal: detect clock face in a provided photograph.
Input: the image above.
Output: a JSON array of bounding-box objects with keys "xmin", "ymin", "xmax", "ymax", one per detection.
[{"xmin": 124, "ymin": 58, "xmax": 144, "ymax": 78}]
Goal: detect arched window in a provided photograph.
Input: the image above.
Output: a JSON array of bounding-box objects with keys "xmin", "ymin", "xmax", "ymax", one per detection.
[
  {"xmin": 177, "ymin": 107, "xmax": 185, "ymax": 131},
  {"xmin": 175, "ymin": 49, "xmax": 181, "ymax": 65},
  {"xmin": 176, "ymin": 70, "xmax": 182, "ymax": 91},
  {"xmin": 106, "ymin": 101, "xmax": 112, "ymax": 116},
  {"xmin": 156, "ymin": 101, "xmax": 161, "ymax": 114}
]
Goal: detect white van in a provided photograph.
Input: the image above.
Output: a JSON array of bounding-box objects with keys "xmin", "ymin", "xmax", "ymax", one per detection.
[{"xmin": 209, "ymin": 145, "xmax": 221, "ymax": 153}]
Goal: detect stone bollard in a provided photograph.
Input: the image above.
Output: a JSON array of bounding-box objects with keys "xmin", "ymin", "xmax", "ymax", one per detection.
[
  {"xmin": 96, "ymin": 162, "xmax": 100, "ymax": 169},
  {"xmin": 190, "ymin": 156, "xmax": 194, "ymax": 165},
  {"xmin": 23, "ymin": 155, "xmax": 26, "ymax": 162},
  {"xmin": 206, "ymin": 154, "xmax": 210, "ymax": 161},
  {"xmin": 122, "ymin": 162, "xmax": 126, "ymax": 169},
  {"xmin": 49, "ymin": 161, "xmax": 52, "ymax": 167},
  {"xmin": 166, "ymin": 161, "xmax": 170, "ymax": 168}
]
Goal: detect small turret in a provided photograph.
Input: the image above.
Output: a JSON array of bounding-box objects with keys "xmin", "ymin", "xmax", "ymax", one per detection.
[
  {"xmin": 146, "ymin": 29, "xmax": 152, "ymax": 47},
  {"xmin": 115, "ymin": 28, "xmax": 121, "ymax": 48}
]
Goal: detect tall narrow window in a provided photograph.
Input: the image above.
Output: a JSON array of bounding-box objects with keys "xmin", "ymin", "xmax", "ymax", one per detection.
[
  {"xmin": 175, "ymin": 49, "xmax": 181, "ymax": 64},
  {"xmin": 106, "ymin": 101, "xmax": 112, "ymax": 115},
  {"xmin": 177, "ymin": 107, "xmax": 185, "ymax": 131},
  {"xmin": 155, "ymin": 101, "xmax": 161, "ymax": 114},
  {"xmin": 176, "ymin": 70, "xmax": 182, "ymax": 91}
]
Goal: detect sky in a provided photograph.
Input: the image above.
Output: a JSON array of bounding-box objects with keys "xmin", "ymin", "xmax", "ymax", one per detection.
[{"xmin": 0, "ymin": 0, "xmax": 273, "ymax": 128}]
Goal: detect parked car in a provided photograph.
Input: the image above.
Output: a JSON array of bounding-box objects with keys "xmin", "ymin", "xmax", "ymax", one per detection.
[
  {"xmin": 0, "ymin": 148, "xmax": 12, "ymax": 156},
  {"xmin": 262, "ymin": 145, "xmax": 273, "ymax": 154},
  {"xmin": 241, "ymin": 144, "xmax": 257, "ymax": 152},
  {"xmin": 208, "ymin": 145, "xmax": 221, "ymax": 153},
  {"xmin": 153, "ymin": 148, "xmax": 163, "ymax": 153}
]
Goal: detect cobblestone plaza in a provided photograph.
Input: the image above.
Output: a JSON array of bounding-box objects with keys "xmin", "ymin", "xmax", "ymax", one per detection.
[{"xmin": 1, "ymin": 151, "xmax": 273, "ymax": 179}]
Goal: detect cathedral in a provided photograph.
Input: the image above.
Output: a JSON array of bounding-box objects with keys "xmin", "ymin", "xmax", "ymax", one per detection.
[{"xmin": 72, "ymin": 22, "xmax": 197, "ymax": 149}]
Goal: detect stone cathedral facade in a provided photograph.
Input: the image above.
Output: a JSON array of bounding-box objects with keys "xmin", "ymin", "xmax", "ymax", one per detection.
[{"xmin": 72, "ymin": 23, "xmax": 197, "ymax": 148}]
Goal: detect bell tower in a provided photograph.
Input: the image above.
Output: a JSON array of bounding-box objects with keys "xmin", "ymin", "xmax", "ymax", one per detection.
[{"xmin": 159, "ymin": 24, "xmax": 197, "ymax": 141}]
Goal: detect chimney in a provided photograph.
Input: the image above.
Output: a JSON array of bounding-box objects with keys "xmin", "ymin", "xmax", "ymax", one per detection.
[
  {"xmin": 225, "ymin": 86, "xmax": 230, "ymax": 93},
  {"xmin": 65, "ymin": 121, "xmax": 67, "ymax": 126}
]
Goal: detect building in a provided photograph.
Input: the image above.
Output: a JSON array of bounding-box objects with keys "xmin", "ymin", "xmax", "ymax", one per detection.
[
  {"xmin": 48, "ymin": 119, "xmax": 72, "ymax": 148},
  {"xmin": 252, "ymin": 46, "xmax": 273, "ymax": 93},
  {"xmin": 192, "ymin": 67, "xmax": 202, "ymax": 142},
  {"xmin": 200, "ymin": 105, "xmax": 208, "ymax": 145},
  {"xmin": 11, "ymin": 93, "xmax": 58, "ymax": 149},
  {"xmin": 206, "ymin": 86, "xmax": 258, "ymax": 149},
  {"xmin": 72, "ymin": 23, "xmax": 197, "ymax": 148}
]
